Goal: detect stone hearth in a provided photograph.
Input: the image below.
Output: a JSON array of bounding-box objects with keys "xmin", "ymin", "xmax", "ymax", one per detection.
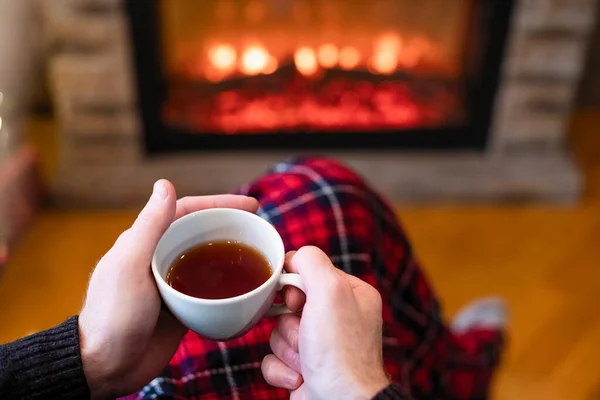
[{"xmin": 43, "ymin": 0, "xmax": 596, "ymax": 206}]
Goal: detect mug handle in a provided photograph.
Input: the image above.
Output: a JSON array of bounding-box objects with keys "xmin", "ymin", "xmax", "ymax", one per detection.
[{"xmin": 266, "ymin": 273, "xmax": 305, "ymax": 317}]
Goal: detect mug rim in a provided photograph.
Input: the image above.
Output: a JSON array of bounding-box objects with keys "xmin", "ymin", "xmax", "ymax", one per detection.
[{"xmin": 151, "ymin": 208, "xmax": 286, "ymax": 305}]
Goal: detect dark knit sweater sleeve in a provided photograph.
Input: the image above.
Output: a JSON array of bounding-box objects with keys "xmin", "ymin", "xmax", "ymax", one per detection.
[
  {"xmin": 372, "ymin": 384, "xmax": 412, "ymax": 400},
  {"xmin": 0, "ymin": 316, "xmax": 90, "ymax": 400}
]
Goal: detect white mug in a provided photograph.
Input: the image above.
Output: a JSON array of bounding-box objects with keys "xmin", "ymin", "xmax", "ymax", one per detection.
[{"xmin": 152, "ymin": 208, "xmax": 304, "ymax": 341}]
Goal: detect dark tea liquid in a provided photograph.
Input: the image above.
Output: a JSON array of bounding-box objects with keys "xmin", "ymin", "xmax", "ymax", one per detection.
[{"xmin": 165, "ymin": 240, "xmax": 272, "ymax": 300}]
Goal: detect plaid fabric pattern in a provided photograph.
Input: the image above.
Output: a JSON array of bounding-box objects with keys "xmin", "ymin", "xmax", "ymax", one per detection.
[{"xmin": 123, "ymin": 157, "xmax": 503, "ymax": 400}]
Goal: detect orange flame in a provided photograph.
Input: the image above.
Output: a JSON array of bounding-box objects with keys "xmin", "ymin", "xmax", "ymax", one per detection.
[
  {"xmin": 317, "ymin": 43, "xmax": 339, "ymax": 69},
  {"xmin": 339, "ymin": 46, "xmax": 360, "ymax": 70},
  {"xmin": 208, "ymin": 44, "xmax": 237, "ymax": 73},
  {"xmin": 371, "ymin": 51, "xmax": 398, "ymax": 75},
  {"xmin": 241, "ymin": 45, "xmax": 269, "ymax": 75},
  {"xmin": 295, "ymin": 47, "xmax": 318, "ymax": 76}
]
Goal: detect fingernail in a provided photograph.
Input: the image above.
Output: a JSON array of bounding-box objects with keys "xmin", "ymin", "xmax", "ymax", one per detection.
[
  {"xmin": 153, "ymin": 180, "xmax": 168, "ymax": 199},
  {"xmin": 285, "ymin": 371, "xmax": 300, "ymax": 388}
]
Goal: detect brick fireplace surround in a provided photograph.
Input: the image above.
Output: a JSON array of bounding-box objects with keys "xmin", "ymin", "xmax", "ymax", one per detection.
[{"xmin": 43, "ymin": 0, "xmax": 597, "ymax": 206}]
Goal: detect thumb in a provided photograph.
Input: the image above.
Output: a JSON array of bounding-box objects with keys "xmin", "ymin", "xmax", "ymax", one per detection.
[
  {"xmin": 289, "ymin": 246, "xmax": 345, "ymax": 302},
  {"xmin": 107, "ymin": 179, "xmax": 177, "ymax": 269}
]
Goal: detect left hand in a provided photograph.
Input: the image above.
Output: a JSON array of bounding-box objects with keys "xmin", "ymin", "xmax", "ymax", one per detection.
[{"xmin": 79, "ymin": 180, "xmax": 258, "ymax": 399}]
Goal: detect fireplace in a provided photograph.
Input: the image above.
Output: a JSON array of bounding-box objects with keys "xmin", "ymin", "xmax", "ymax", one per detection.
[
  {"xmin": 43, "ymin": 0, "xmax": 596, "ymax": 205},
  {"xmin": 127, "ymin": 0, "xmax": 514, "ymax": 152}
]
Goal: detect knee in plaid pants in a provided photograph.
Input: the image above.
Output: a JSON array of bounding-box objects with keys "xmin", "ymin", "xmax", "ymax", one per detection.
[{"xmin": 125, "ymin": 157, "xmax": 503, "ymax": 400}]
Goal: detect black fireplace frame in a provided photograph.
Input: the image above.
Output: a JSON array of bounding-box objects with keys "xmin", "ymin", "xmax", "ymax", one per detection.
[{"xmin": 126, "ymin": 0, "xmax": 515, "ymax": 154}]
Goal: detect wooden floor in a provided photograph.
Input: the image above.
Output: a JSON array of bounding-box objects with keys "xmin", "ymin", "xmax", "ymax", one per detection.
[{"xmin": 2, "ymin": 111, "xmax": 600, "ymax": 399}]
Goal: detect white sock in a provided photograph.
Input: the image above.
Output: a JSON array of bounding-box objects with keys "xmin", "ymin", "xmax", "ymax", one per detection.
[{"xmin": 451, "ymin": 297, "xmax": 508, "ymax": 334}]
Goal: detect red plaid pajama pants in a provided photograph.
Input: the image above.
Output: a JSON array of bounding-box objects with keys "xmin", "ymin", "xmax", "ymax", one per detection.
[{"xmin": 124, "ymin": 157, "xmax": 503, "ymax": 400}]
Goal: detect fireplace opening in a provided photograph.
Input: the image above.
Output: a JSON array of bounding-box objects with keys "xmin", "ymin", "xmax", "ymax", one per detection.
[{"xmin": 126, "ymin": 0, "xmax": 515, "ymax": 152}]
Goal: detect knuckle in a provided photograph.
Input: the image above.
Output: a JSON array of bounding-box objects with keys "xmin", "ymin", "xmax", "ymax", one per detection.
[
  {"xmin": 324, "ymin": 275, "xmax": 347, "ymax": 298},
  {"xmin": 135, "ymin": 210, "xmax": 160, "ymax": 227},
  {"xmin": 270, "ymin": 328, "xmax": 289, "ymax": 359},
  {"xmin": 294, "ymin": 246, "xmax": 320, "ymax": 261},
  {"xmin": 270, "ymin": 326, "xmax": 281, "ymax": 346},
  {"xmin": 286, "ymin": 327, "xmax": 299, "ymax": 352},
  {"xmin": 114, "ymin": 229, "xmax": 133, "ymax": 246},
  {"xmin": 369, "ymin": 286, "xmax": 383, "ymax": 308},
  {"xmin": 279, "ymin": 314, "xmax": 300, "ymax": 335},
  {"xmin": 296, "ymin": 245, "xmax": 330, "ymax": 262},
  {"xmin": 366, "ymin": 287, "xmax": 384, "ymax": 314},
  {"xmin": 284, "ymin": 347, "xmax": 301, "ymax": 371},
  {"xmin": 297, "ymin": 245, "xmax": 319, "ymax": 253},
  {"xmin": 102, "ymin": 228, "xmax": 138, "ymax": 262}
]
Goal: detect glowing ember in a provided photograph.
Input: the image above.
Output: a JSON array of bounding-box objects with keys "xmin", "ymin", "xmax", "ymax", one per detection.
[
  {"xmin": 339, "ymin": 46, "xmax": 360, "ymax": 70},
  {"xmin": 163, "ymin": 74, "xmax": 462, "ymax": 134},
  {"xmin": 208, "ymin": 44, "xmax": 237, "ymax": 73},
  {"xmin": 178, "ymin": 35, "xmax": 451, "ymax": 81},
  {"xmin": 294, "ymin": 47, "xmax": 318, "ymax": 76},
  {"xmin": 241, "ymin": 45, "xmax": 269, "ymax": 75},
  {"xmin": 371, "ymin": 51, "xmax": 398, "ymax": 75},
  {"xmin": 160, "ymin": 0, "xmax": 471, "ymax": 139},
  {"xmin": 317, "ymin": 44, "xmax": 339, "ymax": 69}
]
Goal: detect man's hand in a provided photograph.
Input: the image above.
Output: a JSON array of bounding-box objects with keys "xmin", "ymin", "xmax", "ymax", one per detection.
[
  {"xmin": 79, "ymin": 180, "xmax": 258, "ymax": 399},
  {"xmin": 261, "ymin": 246, "xmax": 390, "ymax": 400}
]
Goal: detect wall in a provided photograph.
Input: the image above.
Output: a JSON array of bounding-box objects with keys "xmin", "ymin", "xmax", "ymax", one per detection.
[
  {"xmin": 0, "ymin": 0, "xmax": 43, "ymax": 259},
  {"xmin": 0, "ymin": 0, "xmax": 44, "ymax": 152}
]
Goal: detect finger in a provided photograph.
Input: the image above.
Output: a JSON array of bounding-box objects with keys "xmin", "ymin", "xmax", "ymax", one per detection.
[
  {"xmin": 261, "ymin": 354, "xmax": 303, "ymax": 390},
  {"xmin": 284, "ymin": 251, "xmax": 298, "ymax": 272},
  {"xmin": 270, "ymin": 326, "xmax": 301, "ymax": 373},
  {"xmin": 289, "ymin": 246, "xmax": 347, "ymax": 302},
  {"xmin": 175, "ymin": 195, "xmax": 259, "ymax": 220},
  {"xmin": 277, "ymin": 314, "xmax": 300, "ymax": 352},
  {"xmin": 283, "ymin": 251, "xmax": 306, "ymax": 311},
  {"xmin": 105, "ymin": 180, "xmax": 177, "ymax": 269},
  {"xmin": 132, "ymin": 179, "xmax": 177, "ymax": 237}
]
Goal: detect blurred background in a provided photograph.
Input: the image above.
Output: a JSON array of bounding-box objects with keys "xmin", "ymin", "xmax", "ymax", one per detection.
[{"xmin": 1, "ymin": 0, "xmax": 600, "ymax": 398}]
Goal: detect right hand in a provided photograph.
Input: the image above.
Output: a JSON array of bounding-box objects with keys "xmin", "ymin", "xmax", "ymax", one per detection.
[{"xmin": 261, "ymin": 246, "xmax": 390, "ymax": 400}]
